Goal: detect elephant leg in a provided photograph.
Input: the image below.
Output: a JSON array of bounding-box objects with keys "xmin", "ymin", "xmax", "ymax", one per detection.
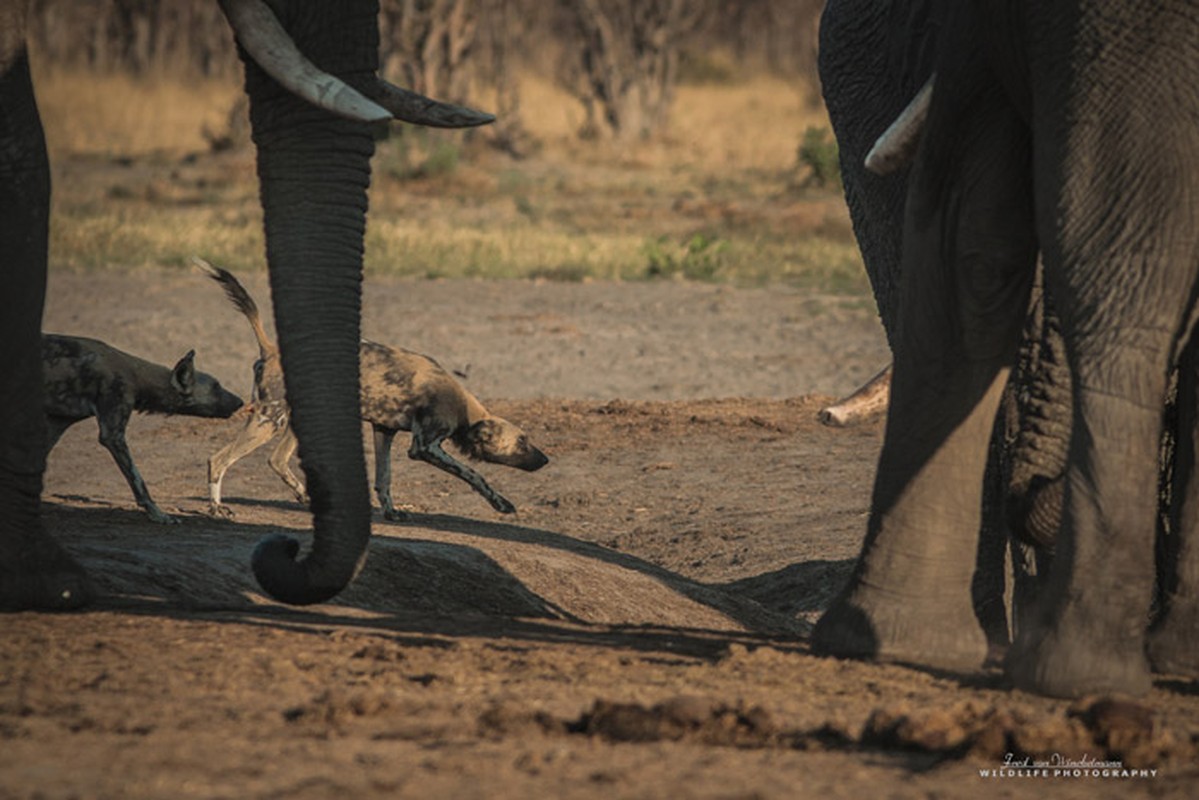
[
  {"xmin": 1147, "ymin": 335, "xmax": 1199, "ymax": 677},
  {"xmin": 0, "ymin": 47, "xmax": 91, "ymax": 610},
  {"xmin": 1007, "ymin": 343, "xmax": 1166, "ymax": 697},
  {"xmin": 1004, "ymin": 11, "xmax": 1197, "ymax": 696},
  {"xmin": 813, "ymin": 89, "xmax": 1037, "ymax": 672}
]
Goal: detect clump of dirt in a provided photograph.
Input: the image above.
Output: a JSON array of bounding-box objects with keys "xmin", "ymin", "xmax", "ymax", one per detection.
[{"xmin": 859, "ymin": 697, "xmax": 1195, "ymax": 769}]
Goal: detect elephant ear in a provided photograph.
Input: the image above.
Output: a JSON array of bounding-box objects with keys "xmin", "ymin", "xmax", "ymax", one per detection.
[{"xmin": 219, "ymin": 0, "xmax": 495, "ymax": 129}]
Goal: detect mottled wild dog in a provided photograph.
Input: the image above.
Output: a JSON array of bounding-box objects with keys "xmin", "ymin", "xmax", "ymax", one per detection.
[
  {"xmin": 193, "ymin": 257, "xmax": 548, "ymax": 520},
  {"xmin": 42, "ymin": 334, "xmax": 243, "ymax": 523}
]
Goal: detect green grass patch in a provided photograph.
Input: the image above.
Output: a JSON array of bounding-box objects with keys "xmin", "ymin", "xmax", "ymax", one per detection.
[{"xmin": 49, "ymin": 202, "xmax": 264, "ymax": 272}]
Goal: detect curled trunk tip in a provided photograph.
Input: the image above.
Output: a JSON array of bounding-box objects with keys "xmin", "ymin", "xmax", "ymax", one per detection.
[{"xmin": 251, "ymin": 533, "xmax": 366, "ymax": 606}]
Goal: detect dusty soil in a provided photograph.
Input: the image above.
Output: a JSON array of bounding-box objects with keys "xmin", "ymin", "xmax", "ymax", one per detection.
[{"xmin": 3, "ymin": 269, "xmax": 1196, "ymax": 799}]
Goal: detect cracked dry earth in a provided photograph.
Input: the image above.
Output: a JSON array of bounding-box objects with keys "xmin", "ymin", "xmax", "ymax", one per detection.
[{"xmin": 2, "ymin": 270, "xmax": 1197, "ymax": 799}]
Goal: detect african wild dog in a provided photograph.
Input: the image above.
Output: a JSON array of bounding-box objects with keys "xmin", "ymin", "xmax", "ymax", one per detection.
[
  {"xmin": 193, "ymin": 257, "xmax": 549, "ymax": 520},
  {"xmin": 42, "ymin": 334, "xmax": 243, "ymax": 523}
]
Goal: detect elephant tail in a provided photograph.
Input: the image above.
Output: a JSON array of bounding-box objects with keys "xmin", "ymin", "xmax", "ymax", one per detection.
[{"xmin": 192, "ymin": 256, "xmax": 279, "ymax": 362}]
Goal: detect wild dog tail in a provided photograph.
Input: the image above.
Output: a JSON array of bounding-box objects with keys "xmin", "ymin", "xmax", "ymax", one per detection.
[{"xmin": 190, "ymin": 256, "xmax": 278, "ymax": 360}]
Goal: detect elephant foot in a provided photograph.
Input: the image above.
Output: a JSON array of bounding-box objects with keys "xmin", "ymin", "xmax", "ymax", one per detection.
[
  {"xmin": 0, "ymin": 527, "xmax": 94, "ymax": 611},
  {"xmin": 1147, "ymin": 605, "xmax": 1199, "ymax": 678},
  {"xmin": 812, "ymin": 588, "xmax": 988, "ymax": 674},
  {"xmin": 1006, "ymin": 625, "xmax": 1152, "ymax": 698}
]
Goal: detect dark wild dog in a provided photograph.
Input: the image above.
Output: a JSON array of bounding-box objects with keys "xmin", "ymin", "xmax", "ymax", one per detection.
[
  {"xmin": 42, "ymin": 333, "xmax": 243, "ymax": 523},
  {"xmin": 193, "ymin": 257, "xmax": 548, "ymax": 520}
]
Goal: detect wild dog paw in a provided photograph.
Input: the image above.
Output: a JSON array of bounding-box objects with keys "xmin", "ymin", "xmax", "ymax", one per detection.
[
  {"xmin": 491, "ymin": 496, "xmax": 517, "ymax": 514},
  {"xmin": 146, "ymin": 507, "xmax": 179, "ymax": 524},
  {"xmin": 207, "ymin": 503, "xmax": 236, "ymax": 520},
  {"xmin": 382, "ymin": 505, "xmax": 414, "ymax": 523}
]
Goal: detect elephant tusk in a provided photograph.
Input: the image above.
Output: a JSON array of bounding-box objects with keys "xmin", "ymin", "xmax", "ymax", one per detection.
[
  {"xmin": 864, "ymin": 75, "xmax": 934, "ymax": 175},
  {"xmin": 818, "ymin": 363, "xmax": 892, "ymax": 427},
  {"xmin": 363, "ymin": 78, "xmax": 496, "ymax": 129},
  {"xmin": 219, "ymin": 0, "xmax": 391, "ymax": 124}
]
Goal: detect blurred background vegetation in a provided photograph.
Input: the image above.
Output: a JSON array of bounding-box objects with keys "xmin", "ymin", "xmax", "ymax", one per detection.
[{"xmin": 29, "ymin": 0, "xmax": 864, "ymax": 295}]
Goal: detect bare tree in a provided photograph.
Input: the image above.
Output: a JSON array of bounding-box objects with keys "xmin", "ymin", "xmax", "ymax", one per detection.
[
  {"xmin": 378, "ymin": 0, "xmax": 478, "ymax": 104},
  {"xmin": 559, "ymin": 0, "xmax": 709, "ymax": 141},
  {"xmin": 28, "ymin": 0, "xmax": 237, "ymax": 77},
  {"xmin": 476, "ymin": 0, "xmax": 536, "ymax": 156},
  {"xmin": 711, "ymin": 0, "xmax": 823, "ymax": 81}
]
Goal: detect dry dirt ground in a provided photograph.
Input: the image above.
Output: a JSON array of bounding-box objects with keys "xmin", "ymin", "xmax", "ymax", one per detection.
[{"xmin": 3, "ymin": 269, "xmax": 1196, "ymax": 799}]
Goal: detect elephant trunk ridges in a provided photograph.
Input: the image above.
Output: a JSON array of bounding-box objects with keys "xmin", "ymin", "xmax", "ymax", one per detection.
[{"xmin": 236, "ymin": 0, "xmax": 378, "ymax": 605}]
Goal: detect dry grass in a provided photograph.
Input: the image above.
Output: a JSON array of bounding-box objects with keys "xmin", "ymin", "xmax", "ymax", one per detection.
[
  {"xmin": 34, "ymin": 63, "xmax": 865, "ymax": 293},
  {"xmin": 34, "ymin": 67, "xmax": 241, "ymax": 157}
]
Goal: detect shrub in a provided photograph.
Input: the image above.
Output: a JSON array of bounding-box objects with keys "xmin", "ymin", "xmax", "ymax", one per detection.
[
  {"xmin": 797, "ymin": 126, "xmax": 841, "ymax": 189},
  {"xmin": 644, "ymin": 233, "xmax": 729, "ymax": 281}
]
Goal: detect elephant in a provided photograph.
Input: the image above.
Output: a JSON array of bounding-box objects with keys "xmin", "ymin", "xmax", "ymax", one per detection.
[
  {"xmin": 0, "ymin": 0, "xmax": 493, "ymax": 610},
  {"xmin": 811, "ymin": 0, "xmax": 1199, "ymax": 698}
]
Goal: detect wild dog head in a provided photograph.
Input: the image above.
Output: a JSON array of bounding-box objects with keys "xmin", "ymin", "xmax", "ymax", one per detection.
[
  {"xmin": 458, "ymin": 417, "xmax": 548, "ymax": 472},
  {"xmin": 170, "ymin": 350, "xmax": 244, "ymax": 418}
]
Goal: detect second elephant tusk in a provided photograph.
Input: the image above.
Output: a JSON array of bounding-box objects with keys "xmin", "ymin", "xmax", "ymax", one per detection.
[
  {"xmin": 864, "ymin": 75, "xmax": 934, "ymax": 176},
  {"xmin": 363, "ymin": 79, "xmax": 496, "ymax": 129},
  {"xmin": 219, "ymin": 0, "xmax": 391, "ymax": 123}
]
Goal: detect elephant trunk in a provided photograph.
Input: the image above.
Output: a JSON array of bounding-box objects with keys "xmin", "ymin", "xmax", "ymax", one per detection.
[
  {"xmin": 1005, "ymin": 287, "xmax": 1071, "ymax": 550},
  {"xmin": 237, "ymin": 1, "xmax": 378, "ymax": 605}
]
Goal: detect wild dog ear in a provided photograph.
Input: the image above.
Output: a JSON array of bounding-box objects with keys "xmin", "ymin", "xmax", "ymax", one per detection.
[
  {"xmin": 172, "ymin": 350, "xmax": 197, "ymax": 395},
  {"xmin": 467, "ymin": 419, "xmax": 495, "ymax": 443}
]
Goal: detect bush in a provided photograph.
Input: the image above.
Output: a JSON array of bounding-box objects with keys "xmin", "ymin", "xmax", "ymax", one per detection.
[
  {"xmin": 797, "ymin": 126, "xmax": 841, "ymax": 189},
  {"xmin": 644, "ymin": 233, "xmax": 729, "ymax": 281}
]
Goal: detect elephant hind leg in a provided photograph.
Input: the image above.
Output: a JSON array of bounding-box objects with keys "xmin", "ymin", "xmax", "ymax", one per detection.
[
  {"xmin": 1005, "ymin": 376, "xmax": 1162, "ymax": 697},
  {"xmin": 1007, "ymin": 235, "xmax": 1182, "ymax": 698},
  {"xmin": 1006, "ymin": 51, "xmax": 1199, "ymax": 698}
]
